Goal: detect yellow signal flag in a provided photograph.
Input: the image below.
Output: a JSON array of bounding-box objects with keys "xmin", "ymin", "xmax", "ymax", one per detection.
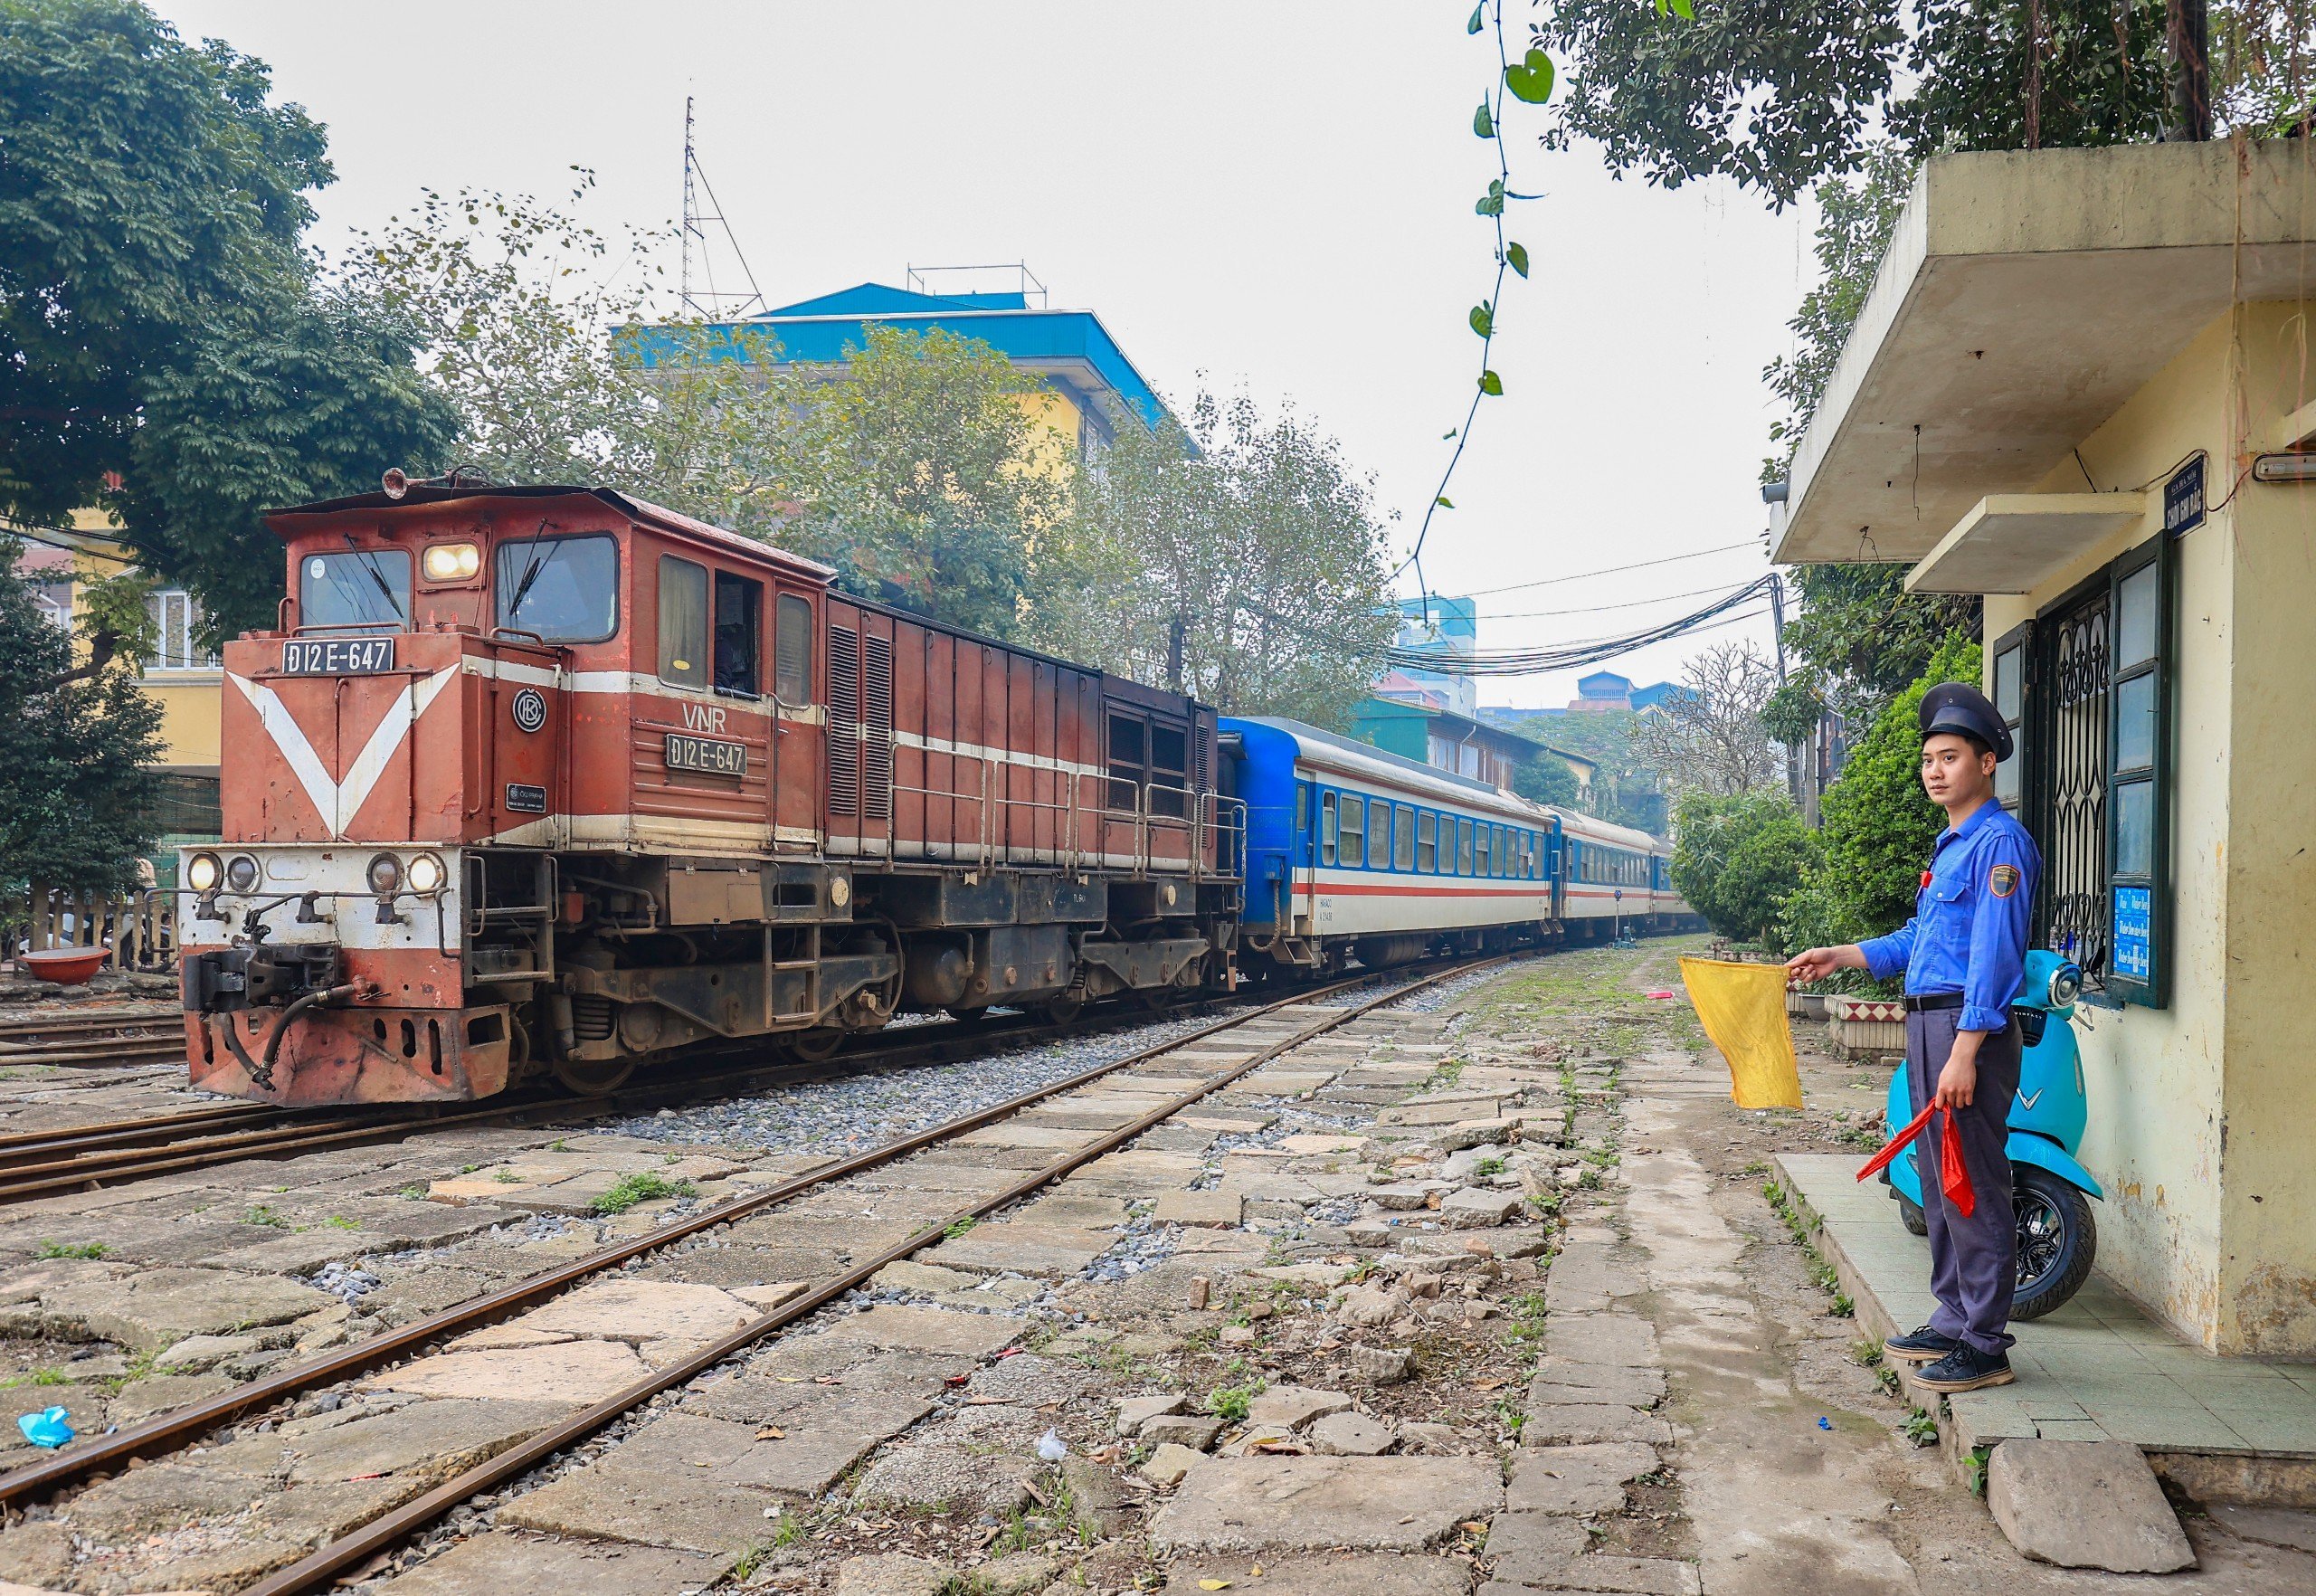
[{"xmin": 1677, "ymin": 956, "xmax": 1803, "ymax": 1111}]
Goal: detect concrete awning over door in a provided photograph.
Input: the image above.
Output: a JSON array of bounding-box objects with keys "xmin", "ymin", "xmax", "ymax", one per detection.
[
  {"xmin": 1773, "ymin": 141, "xmax": 2316, "ymax": 567},
  {"xmin": 1904, "ymin": 492, "xmax": 2151, "ymax": 594}
]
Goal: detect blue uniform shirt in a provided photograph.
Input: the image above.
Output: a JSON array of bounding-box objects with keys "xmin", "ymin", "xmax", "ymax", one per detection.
[{"xmin": 1858, "ymin": 801, "xmax": 2042, "ymax": 1034}]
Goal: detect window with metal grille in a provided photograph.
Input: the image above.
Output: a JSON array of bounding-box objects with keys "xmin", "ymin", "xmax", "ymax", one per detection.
[
  {"xmin": 2016, "ymin": 533, "xmax": 2175, "ymax": 1006},
  {"xmin": 861, "ymin": 633, "xmax": 893, "ymax": 822},
  {"xmin": 1107, "ymin": 714, "xmax": 1145, "ymax": 811},
  {"xmin": 827, "ymin": 625, "xmax": 860, "ymax": 817},
  {"xmin": 1149, "ymin": 721, "xmax": 1188, "ymax": 818}
]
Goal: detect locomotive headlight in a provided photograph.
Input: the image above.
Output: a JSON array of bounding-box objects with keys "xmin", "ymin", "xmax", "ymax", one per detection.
[
  {"xmin": 185, "ymin": 851, "xmax": 222, "ymax": 893},
  {"xmin": 422, "ymin": 542, "xmax": 481, "ymax": 582},
  {"xmin": 366, "ymin": 853, "xmax": 403, "ymax": 895},
  {"xmin": 406, "ymin": 852, "xmax": 446, "ymax": 895},
  {"xmin": 223, "ymin": 854, "xmax": 261, "ymax": 894}
]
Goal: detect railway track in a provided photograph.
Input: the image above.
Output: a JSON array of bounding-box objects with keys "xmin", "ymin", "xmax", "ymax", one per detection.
[
  {"xmin": 0, "ymin": 954, "xmax": 1499, "ymax": 1591},
  {"xmin": 0, "ymin": 994, "xmax": 1240, "ymax": 1202},
  {"xmin": 0, "ymin": 1007, "xmax": 184, "ymax": 1069}
]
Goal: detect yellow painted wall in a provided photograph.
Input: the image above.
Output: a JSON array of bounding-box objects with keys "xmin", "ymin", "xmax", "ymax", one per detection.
[
  {"xmin": 1982, "ymin": 300, "xmax": 2316, "ymax": 1354},
  {"xmin": 52, "ymin": 515, "xmax": 221, "ymax": 774},
  {"xmin": 1011, "ymin": 388, "xmax": 1087, "ymax": 480}
]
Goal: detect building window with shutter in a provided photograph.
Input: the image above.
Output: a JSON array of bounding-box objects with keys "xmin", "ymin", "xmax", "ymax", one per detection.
[{"xmin": 145, "ymin": 589, "xmax": 221, "ymax": 671}]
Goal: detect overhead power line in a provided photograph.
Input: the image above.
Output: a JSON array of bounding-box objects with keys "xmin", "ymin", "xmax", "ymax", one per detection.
[
  {"xmin": 1450, "ymin": 538, "xmax": 1760, "ymax": 599},
  {"xmin": 1384, "ymin": 575, "xmax": 1780, "ymax": 677}
]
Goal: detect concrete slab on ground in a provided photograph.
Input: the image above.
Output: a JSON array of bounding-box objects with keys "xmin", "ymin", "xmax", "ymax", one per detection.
[
  {"xmin": 1150, "ymin": 1456, "xmax": 1501, "ymax": 1552},
  {"xmin": 375, "ymin": 1529, "xmax": 736, "ymax": 1593}
]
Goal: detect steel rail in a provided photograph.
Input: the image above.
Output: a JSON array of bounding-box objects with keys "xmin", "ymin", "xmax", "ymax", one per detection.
[
  {"xmin": 238, "ymin": 955, "xmax": 1499, "ymax": 1596},
  {"xmin": 0, "ymin": 1009, "xmax": 178, "ymax": 1040},
  {"xmin": 0, "ymin": 959, "xmax": 1458, "ymax": 1509}
]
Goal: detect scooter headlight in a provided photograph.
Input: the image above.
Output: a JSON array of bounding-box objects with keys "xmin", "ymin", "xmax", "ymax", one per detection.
[{"xmin": 2049, "ymin": 966, "xmax": 2082, "ymax": 1008}]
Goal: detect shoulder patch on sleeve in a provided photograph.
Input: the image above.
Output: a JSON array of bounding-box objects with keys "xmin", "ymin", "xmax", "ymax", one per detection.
[{"xmin": 1989, "ymin": 863, "xmax": 2020, "ymax": 898}]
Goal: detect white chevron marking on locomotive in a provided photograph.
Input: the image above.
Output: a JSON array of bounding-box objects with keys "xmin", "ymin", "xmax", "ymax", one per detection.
[{"xmin": 229, "ymin": 666, "xmax": 458, "ymax": 836}]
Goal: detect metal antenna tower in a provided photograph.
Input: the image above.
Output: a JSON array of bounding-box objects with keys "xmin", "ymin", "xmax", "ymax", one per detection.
[{"xmin": 679, "ymin": 97, "xmax": 767, "ymax": 320}]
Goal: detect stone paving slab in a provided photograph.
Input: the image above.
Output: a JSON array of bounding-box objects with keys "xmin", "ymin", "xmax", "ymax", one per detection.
[
  {"xmin": 199, "ymin": 1397, "xmax": 570, "ymax": 1485},
  {"xmin": 1163, "ymin": 1553, "xmax": 1474, "ymax": 1593},
  {"xmin": 43, "ymin": 1266, "xmax": 337, "ymax": 1350},
  {"xmin": 375, "ymin": 1528, "xmax": 736, "ymax": 1593},
  {"xmin": 1504, "ymin": 1442, "xmax": 1659, "ymax": 1515},
  {"xmin": 1150, "ymin": 1456, "xmax": 1502, "ymax": 1552},
  {"xmin": 925, "ymin": 1222, "xmax": 1113, "ymax": 1278},
  {"xmin": 519, "ymin": 1278, "xmax": 756, "ymax": 1344},
  {"xmin": 367, "ymin": 1338, "xmax": 650, "ymax": 1403},
  {"xmin": 719, "ymin": 1392, "xmax": 935, "ymax": 1496},
  {"xmin": 498, "ymin": 1413, "xmax": 774, "ymax": 1553},
  {"xmin": 818, "ymin": 1304, "xmax": 1021, "ymax": 1357}
]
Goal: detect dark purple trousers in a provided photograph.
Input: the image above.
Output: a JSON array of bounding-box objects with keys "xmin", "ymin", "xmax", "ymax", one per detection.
[{"xmin": 1905, "ymin": 1007, "xmax": 2020, "ymax": 1356}]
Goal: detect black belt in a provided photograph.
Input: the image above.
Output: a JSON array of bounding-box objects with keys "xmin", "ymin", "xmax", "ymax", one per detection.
[{"xmin": 1903, "ymin": 993, "xmax": 1965, "ymax": 1012}]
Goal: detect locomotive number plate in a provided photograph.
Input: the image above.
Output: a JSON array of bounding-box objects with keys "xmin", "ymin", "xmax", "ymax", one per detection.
[
  {"xmin": 505, "ymin": 783, "xmax": 547, "ymax": 813},
  {"xmin": 664, "ymin": 732, "xmax": 746, "ymax": 776},
  {"xmin": 280, "ymin": 638, "xmax": 394, "ymax": 675}
]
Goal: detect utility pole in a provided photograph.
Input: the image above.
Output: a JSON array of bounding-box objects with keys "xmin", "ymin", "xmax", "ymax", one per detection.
[
  {"xmin": 1166, "ymin": 613, "xmax": 1187, "ymax": 697},
  {"xmin": 1768, "ymin": 574, "xmax": 1807, "ymax": 815}
]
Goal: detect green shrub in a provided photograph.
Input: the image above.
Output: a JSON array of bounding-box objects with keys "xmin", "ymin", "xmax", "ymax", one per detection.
[
  {"xmin": 587, "ymin": 1171, "xmax": 697, "ymax": 1216},
  {"xmin": 1669, "ymin": 791, "xmax": 1821, "ymax": 953},
  {"xmin": 1782, "ymin": 633, "xmax": 1981, "ymax": 962}
]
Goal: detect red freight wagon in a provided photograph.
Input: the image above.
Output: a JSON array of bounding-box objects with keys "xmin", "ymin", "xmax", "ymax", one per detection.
[{"xmin": 180, "ymin": 481, "xmax": 1239, "ymax": 1107}]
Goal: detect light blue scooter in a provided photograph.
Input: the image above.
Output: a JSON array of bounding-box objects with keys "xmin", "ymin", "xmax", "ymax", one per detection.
[{"xmin": 1880, "ymin": 949, "xmax": 2102, "ymax": 1320}]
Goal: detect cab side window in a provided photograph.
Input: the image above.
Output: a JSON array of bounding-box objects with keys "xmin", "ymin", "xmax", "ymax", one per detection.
[
  {"xmin": 774, "ymin": 594, "xmax": 813, "ymax": 702},
  {"xmin": 714, "ymin": 570, "xmax": 762, "ymax": 698},
  {"xmin": 659, "ymin": 556, "xmax": 708, "ymax": 689}
]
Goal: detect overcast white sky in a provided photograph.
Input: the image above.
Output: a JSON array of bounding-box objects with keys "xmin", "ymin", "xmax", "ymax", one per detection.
[{"xmin": 154, "ymin": 0, "xmax": 1812, "ymax": 709}]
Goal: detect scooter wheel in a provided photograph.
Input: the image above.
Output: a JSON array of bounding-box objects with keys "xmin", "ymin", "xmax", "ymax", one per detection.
[
  {"xmin": 1896, "ymin": 1193, "xmax": 1929, "ymax": 1237},
  {"xmin": 2011, "ymin": 1165, "xmax": 2098, "ymax": 1321}
]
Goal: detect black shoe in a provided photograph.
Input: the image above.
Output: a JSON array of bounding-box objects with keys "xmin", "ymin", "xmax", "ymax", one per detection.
[
  {"xmin": 1913, "ymin": 1344, "xmax": 2015, "ymax": 1392},
  {"xmin": 1883, "ymin": 1325, "xmax": 1960, "ymax": 1364}
]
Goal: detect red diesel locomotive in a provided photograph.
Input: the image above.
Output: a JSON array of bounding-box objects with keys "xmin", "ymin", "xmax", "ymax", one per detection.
[{"xmin": 180, "ymin": 482, "xmax": 1239, "ymax": 1106}]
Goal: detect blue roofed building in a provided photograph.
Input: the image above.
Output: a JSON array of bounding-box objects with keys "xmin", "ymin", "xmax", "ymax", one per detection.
[{"xmin": 626, "ymin": 271, "xmax": 1176, "ymax": 464}]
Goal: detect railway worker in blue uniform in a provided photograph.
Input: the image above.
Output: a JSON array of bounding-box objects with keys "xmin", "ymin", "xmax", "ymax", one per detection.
[{"xmin": 1787, "ymin": 681, "xmax": 2040, "ymax": 1393}]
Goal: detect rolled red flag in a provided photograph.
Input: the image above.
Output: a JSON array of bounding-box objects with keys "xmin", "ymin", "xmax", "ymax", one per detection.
[{"xmin": 1854, "ymin": 1101, "xmax": 1976, "ymax": 1218}]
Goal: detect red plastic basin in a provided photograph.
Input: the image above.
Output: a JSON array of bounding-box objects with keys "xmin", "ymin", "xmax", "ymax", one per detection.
[{"xmin": 17, "ymin": 948, "xmax": 107, "ymax": 985}]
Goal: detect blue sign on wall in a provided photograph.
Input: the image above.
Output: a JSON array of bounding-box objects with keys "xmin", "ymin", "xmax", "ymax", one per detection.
[
  {"xmin": 2164, "ymin": 456, "xmax": 2205, "ymax": 537},
  {"xmin": 2113, "ymin": 886, "xmax": 2153, "ymax": 982}
]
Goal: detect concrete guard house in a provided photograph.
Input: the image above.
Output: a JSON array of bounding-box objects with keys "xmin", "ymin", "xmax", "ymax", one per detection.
[{"xmin": 1774, "ymin": 139, "xmax": 2316, "ymax": 1359}]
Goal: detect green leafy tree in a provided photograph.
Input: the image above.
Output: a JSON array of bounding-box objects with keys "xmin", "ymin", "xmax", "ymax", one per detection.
[
  {"xmin": 1504, "ymin": 708, "xmax": 1667, "ymax": 831},
  {"xmin": 0, "ymin": 542, "xmax": 162, "ymax": 898},
  {"xmin": 352, "ymin": 189, "xmax": 1063, "ymax": 641},
  {"xmin": 0, "ymin": 0, "xmax": 457, "ymax": 640},
  {"xmin": 1783, "ymin": 632, "xmax": 1980, "ymax": 956},
  {"xmin": 1042, "ymin": 390, "xmax": 1397, "ymax": 727},
  {"xmin": 1540, "ymin": 0, "xmax": 2309, "ymax": 210},
  {"xmin": 1668, "ymin": 790, "xmax": 1821, "ymax": 951},
  {"xmin": 1512, "ymin": 752, "xmax": 1582, "ymax": 807}
]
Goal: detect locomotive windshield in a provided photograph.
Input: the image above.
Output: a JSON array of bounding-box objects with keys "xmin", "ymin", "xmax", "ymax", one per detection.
[
  {"xmin": 496, "ymin": 534, "xmax": 619, "ymax": 642},
  {"xmin": 301, "ymin": 549, "xmax": 411, "ymax": 630}
]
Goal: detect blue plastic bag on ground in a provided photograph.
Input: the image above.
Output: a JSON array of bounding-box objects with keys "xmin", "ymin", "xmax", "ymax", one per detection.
[{"xmin": 18, "ymin": 1407, "xmax": 72, "ymax": 1448}]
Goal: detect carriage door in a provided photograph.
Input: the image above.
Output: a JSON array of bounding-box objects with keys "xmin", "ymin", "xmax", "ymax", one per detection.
[{"xmin": 487, "ymin": 640, "xmax": 566, "ymax": 843}]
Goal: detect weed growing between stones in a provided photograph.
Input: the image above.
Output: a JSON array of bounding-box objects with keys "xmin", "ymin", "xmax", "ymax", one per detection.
[
  {"xmin": 32, "ymin": 1240, "xmax": 108, "ymax": 1259},
  {"xmin": 944, "ymin": 1215, "xmax": 978, "ymax": 1239},
  {"xmin": 242, "ymin": 1204, "xmax": 290, "ymax": 1229},
  {"xmin": 1203, "ymin": 1377, "xmax": 1265, "ymax": 1421},
  {"xmin": 1761, "ymin": 1178, "xmax": 1854, "ymax": 1316},
  {"xmin": 1903, "ymin": 1406, "xmax": 1941, "ymax": 1447},
  {"xmin": 587, "ymin": 1170, "xmax": 697, "ymax": 1215}
]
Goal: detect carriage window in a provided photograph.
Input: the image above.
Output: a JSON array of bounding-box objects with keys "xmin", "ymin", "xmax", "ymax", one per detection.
[
  {"xmin": 1108, "ymin": 714, "xmax": 1146, "ymax": 810},
  {"xmin": 1417, "ymin": 812, "xmax": 1437, "ymax": 872},
  {"xmin": 1340, "ymin": 795, "xmax": 1365, "ymax": 867},
  {"xmin": 1150, "ymin": 722, "xmax": 1189, "ymax": 818},
  {"xmin": 658, "ymin": 556, "xmax": 707, "ymax": 689},
  {"xmin": 1320, "ymin": 791, "xmax": 1338, "ymax": 866},
  {"xmin": 1395, "ymin": 805, "xmax": 1415, "ymax": 870},
  {"xmin": 498, "ymin": 534, "xmax": 618, "ymax": 642},
  {"xmin": 300, "ymin": 549, "xmax": 411, "ymax": 631},
  {"xmin": 774, "ymin": 594, "xmax": 812, "ymax": 702},
  {"xmin": 1369, "ymin": 801, "xmax": 1390, "ymax": 869},
  {"xmin": 714, "ymin": 570, "xmax": 762, "ymax": 698},
  {"xmin": 1458, "ymin": 818, "xmax": 1473, "ymax": 874},
  {"xmin": 1474, "ymin": 824, "xmax": 1490, "ymax": 877}
]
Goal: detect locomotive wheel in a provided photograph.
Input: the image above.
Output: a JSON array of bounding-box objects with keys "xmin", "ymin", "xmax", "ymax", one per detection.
[
  {"xmin": 551, "ymin": 1055, "xmax": 636, "ymax": 1096},
  {"xmin": 1040, "ymin": 995, "xmax": 1087, "ymax": 1026},
  {"xmin": 785, "ymin": 1028, "xmax": 846, "ymax": 1063}
]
